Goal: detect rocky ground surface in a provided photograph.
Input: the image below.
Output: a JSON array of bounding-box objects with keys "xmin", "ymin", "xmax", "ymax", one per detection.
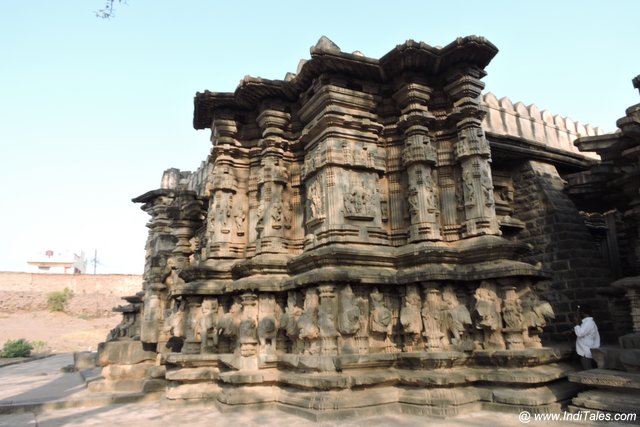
[{"xmin": 0, "ymin": 310, "xmax": 119, "ymax": 355}]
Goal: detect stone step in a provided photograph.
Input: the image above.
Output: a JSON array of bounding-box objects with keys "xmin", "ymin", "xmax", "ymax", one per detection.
[
  {"xmin": 568, "ymin": 368, "xmax": 640, "ymax": 389},
  {"xmin": 569, "ymin": 389, "xmax": 640, "ymax": 424}
]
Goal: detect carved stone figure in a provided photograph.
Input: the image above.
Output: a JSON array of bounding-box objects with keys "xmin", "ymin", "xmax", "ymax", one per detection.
[
  {"xmin": 256, "ymin": 201, "xmax": 265, "ymax": 228},
  {"xmin": 344, "ymin": 179, "xmax": 374, "ymax": 218},
  {"xmin": 283, "ymin": 200, "xmax": 293, "ymax": 229},
  {"xmin": 271, "ymin": 200, "xmax": 283, "ymax": 228},
  {"xmin": 199, "ymin": 298, "xmax": 220, "ymax": 353},
  {"xmin": 400, "ymin": 286, "xmax": 422, "ymax": 351},
  {"xmin": 400, "ymin": 287, "xmax": 422, "ymax": 334},
  {"xmin": 306, "ymin": 181, "xmax": 323, "ymax": 220},
  {"xmin": 407, "ymin": 186, "xmax": 419, "ymax": 216},
  {"xmin": 369, "ymin": 288, "xmax": 396, "ymax": 352},
  {"xmin": 421, "ymin": 285, "xmax": 446, "ymax": 350},
  {"xmin": 238, "ymin": 315, "xmax": 258, "ymax": 355},
  {"xmin": 257, "ymin": 295, "xmax": 280, "ymax": 353},
  {"xmin": 481, "ymin": 165, "xmax": 494, "ymax": 207},
  {"xmin": 164, "ymin": 257, "xmax": 185, "ymax": 288},
  {"xmin": 273, "ymin": 158, "xmax": 289, "ymax": 182},
  {"xmin": 463, "ymin": 169, "xmax": 475, "ymax": 204},
  {"xmin": 501, "ymin": 285, "xmax": 526, "ymax": 349},
  {"xmin": 502, "ymin": 292, "xmax": 524, "ymax": 329},
  {"xmin": 163, "ymin": 300, "xmax": 186, "ymax": 339},
  {"xmin": 219, "ymin": 194, "xmax": 232, "ymax": 229},
  {"xmin": 182, "ymin": 299, "xmax": 203, "ymax": 354},
  {"xmin": 455, "ymin": 174, "xmax": 464, "ymax": 210},
  {"xmin": 282, "ymin": 292, "xmax": 302, "ymax": 337},
  {"xmin": 442, "ymin": 286, "xmax": 472, "ymax": 350},
  {"xmin": 370, "ymin": 288, "xmax": 392, "ymax": 334},
  {"xmin": 473, "ymin": 281, "xmax": 506, "ymax": 350},
  {"xmin": 281, "ymin": 291, "xmax": 303, "ymax": 352},
  {"xmin": 338, "ymin": 285, "xmax": 360, "ymax": 335},
  {"xmin": 219, "ymin": 300, "xmax": 242, "ymax": 341},
  {"xmin": 318, "ymin": 300, "xmax": 338, "ymax": 338},
  {"xmin": 520, "ymin": 286, "xmax": 555, "ymax": 348},
  {"xmin": 297, "ymin": 288, "xmax": 320, "ymax": 354},
  {"xmin": 234, "ymin": 206, "xmax": 246, "ymax": 235}
]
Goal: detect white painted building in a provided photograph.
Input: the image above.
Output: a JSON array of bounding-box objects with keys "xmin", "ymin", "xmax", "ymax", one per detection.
[{"xmin": 27, "ymin": 250, "xmax": 87, "ymax": 274}]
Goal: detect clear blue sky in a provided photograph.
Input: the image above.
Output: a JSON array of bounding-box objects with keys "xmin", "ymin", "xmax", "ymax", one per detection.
[{"xmin": 1, "ymin": 0, "xmax": 638, "ymax": 274}]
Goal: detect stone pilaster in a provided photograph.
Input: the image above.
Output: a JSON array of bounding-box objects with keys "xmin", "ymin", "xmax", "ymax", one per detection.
[
  {"xmin": 137, "ymin": 191, "xmax": 176, "ymax": 345},
  {"xmin": 172, "ymin": 192, "xmax": 205, "ymax": 266},
  {"xmin": 394, "ymin": 81, "xmax": 442, "ymax": 242},
  {"xmin": 445, "ymin": 68, "xmax": 499, "ymax": 237},
  {"xmin": 255, "ymin": 101, "xmax": 291, "ymax": 254},
  {"xmin": 205, "ymin": 154, "xmax": 239, "ymax": 259}
]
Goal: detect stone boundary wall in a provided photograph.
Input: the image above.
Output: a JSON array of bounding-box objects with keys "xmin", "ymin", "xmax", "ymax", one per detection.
[
  {"xmin": 481, "ymin": 93, "xmax": 602, "ymax": 159},
  {"xmin": 0, "ymin": 272, "xmax": 142, "ymax": 317}
]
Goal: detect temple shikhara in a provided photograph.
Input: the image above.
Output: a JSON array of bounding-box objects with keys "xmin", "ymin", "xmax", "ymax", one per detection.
[{"xmin": 97, "ymin": 36, "xmax": 640, "ymax": 418}]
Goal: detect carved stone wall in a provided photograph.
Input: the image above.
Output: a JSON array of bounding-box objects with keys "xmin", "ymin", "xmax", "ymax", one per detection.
[{"xmin": 99, "ymin": 36, "xmax": 619, "ymax": 417}]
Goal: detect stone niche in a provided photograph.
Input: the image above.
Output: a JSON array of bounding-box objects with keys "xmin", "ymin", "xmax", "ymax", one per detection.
[{"xmin": 102, "ymin": 36, "xmax": 582, "ymax": 419}]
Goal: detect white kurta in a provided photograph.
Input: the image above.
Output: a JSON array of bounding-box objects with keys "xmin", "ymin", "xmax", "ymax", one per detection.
[{"xmin": 574, "ymin": 317, "xmax": 600, "ymax": 358}]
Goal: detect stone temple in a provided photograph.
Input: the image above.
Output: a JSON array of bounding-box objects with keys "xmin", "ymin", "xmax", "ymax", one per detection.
[{"xmin": 97, "ymin": 36, "xmax": 640, "ymax": 419}]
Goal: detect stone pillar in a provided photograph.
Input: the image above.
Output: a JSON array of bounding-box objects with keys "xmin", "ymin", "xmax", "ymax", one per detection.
[
  {"xmin": 394, "ymin": 81, "xmax": 442, "ymax": 242},
  {"xmin": 445, "ymin": 68, "xmax": 499, "ymax": 237}
]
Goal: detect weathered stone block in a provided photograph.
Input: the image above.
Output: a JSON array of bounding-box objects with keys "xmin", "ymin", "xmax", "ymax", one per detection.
[
  {"xmin": 98, "ymin": 341, "xmax": 157, "ymax": 366},
  {"xmin": 166, "ymin": 382, "xmax": 221, "ymax": 400},
  {"xmin": 102, "ymin": 362, "xmax": 165, "ymax": 380},
  {"xmin": 73, "ymin": 351, "xmax": 97, "ymax": 370}
]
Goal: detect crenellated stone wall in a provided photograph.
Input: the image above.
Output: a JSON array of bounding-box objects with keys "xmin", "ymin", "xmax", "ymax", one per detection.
[{"xmin": 481, "ymin": 93, "xmax": 603, "ymax": 158}]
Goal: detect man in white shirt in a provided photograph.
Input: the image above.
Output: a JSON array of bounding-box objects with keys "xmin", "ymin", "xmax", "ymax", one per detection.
[{"xmin": 573, "ymin": 304, "xmax": 600, "ymax": 370}]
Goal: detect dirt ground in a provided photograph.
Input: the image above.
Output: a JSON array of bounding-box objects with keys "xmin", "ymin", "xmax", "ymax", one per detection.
[{"xmin": 0, "ymin": 310, "xmax": 120, "ymax": 354}]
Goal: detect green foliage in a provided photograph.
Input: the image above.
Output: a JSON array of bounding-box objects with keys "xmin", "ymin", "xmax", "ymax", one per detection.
[
  {"xmin": 47, "ymin": 287, "xmax": 73, "ymax": 312},
  {"xmin": 1, "ymin": 339, "xmax": 33, "ymax": 358}
]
